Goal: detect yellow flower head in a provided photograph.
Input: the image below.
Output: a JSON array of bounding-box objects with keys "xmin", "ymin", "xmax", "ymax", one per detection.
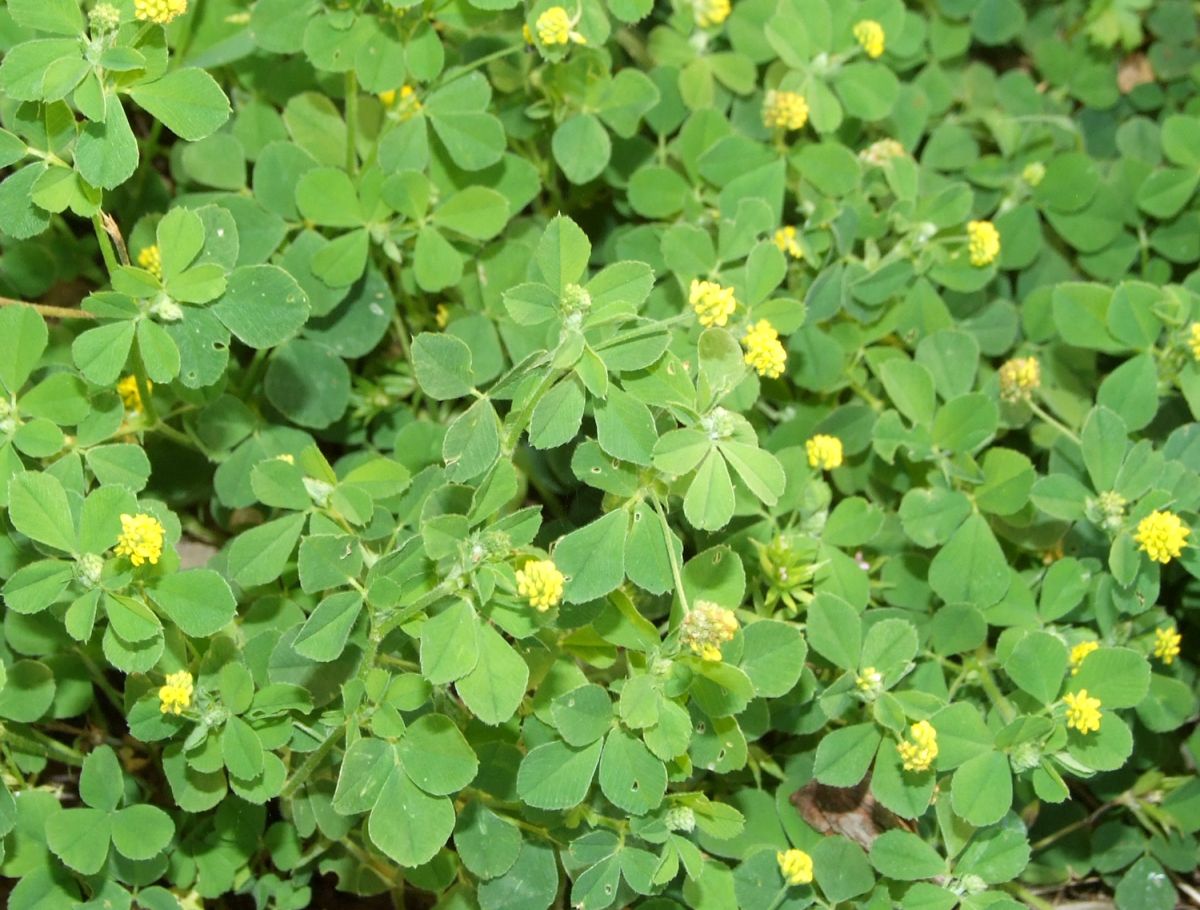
[
  {"xmin": 777, "ymin": 848, "xmax": 814, "ymax": 886},
  {"xmin": 89, "ymin": 3, "xmax": 122, "ymax": 32},
  {"xmin": 859, "ymin": 138, "xmax": 905, "ymax": 167},
  {"xmin": 856, "ymin": 666, "xmax": 883, "ymax": 694},
  {"xmin": 774, "ymin": 226, "xmax": 802, "ymax": 259},
  {"xmin": 743, "ymin": 320, "xmax": 787, "ymax": 379},
  {"xmin": 159, "ymin": 670, "xmax": 193, "ymax": 715},
  {"xmin": 1134, "ymin": 510, "xmax": 1190, "ymax": 564},
  {"xmin": 1063, "ymin": 689, "xmax": 1102, "ymax": 734},
  {"xmin": 897, "ymin": 719, "xmax": 938, "ymax": 772},
  {"xmin": 853, "ymin": 19, "xmax": 885, "ymax": 58},
  {"xmin": 694, "ymin": 0, "xmax": 731, "ymax": 28},
  {"xmin": 689, "ymin": 279, "xmax": 737, "ymax": 327},
  {"xmin": 1022, "ymin": 162, "xmax": 1046, "ymax": 187},
  {"xmin": 536, "ymin": 7, "xmax": 585, "ymax": 45},
  {"xmin": 1153, "ymin": 626, "xmax": 1181, "ymax": 665},
  {"xmin": 380, "ymin": 85, "xmax": 423, "ymax": 121},
  {"xmin": 680, "ymin": 600, "xmax": 739, "ymax": 662},
  {"xmin": 806, "ymin": 434, "xmax": 843, "ymax": 471},
  {"xmin": 134, "ymin": 0, "xmax": 187, "ymax": 25},
  {"xmin": 522, "ymin": 23, "xmax": 534, "ymax": 43},
  {"xmin": 967, "ymin": 220, "xmax": 1001, "ymax": 267},
  {"xmin": 762, "ymin": 90, "xmax": 809, "ymax": 131},
  {"xmin": 117, "ymin": 375, "xmax": 152, "ymax": 414},
  {"xmin": 138, "ymin": 244, "xmax": 163, "ymax": 280},
  {"xmin": 1068, "ymin": 640, "xmax": 1099, "ymax": 675},
  {"xmin": 998, "ymin": 356, "xmax": 1040, "ymax": 403},
  {"xmin": 1188, "ymin": 323, "xmax": 1200, "ymax": 361},
  {"xmin": 436, "ymin": 303, "xmax": 450, "ymax": 329},
  {"xmin": 516, "ymin": 558, "xmax": 565, "ymax": 611},
  {"xmin": 114, "ymin": 513, "xmax": 165, "ymax": 567}
]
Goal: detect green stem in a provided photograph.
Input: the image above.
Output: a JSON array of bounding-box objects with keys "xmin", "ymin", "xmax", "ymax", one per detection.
[
  {"xmin": 75, "ymin": 647, "xmax": 124, "ymax": 712},
  {"xmin": 652, "ymin": 493, "xmax": 690, "ymax": 617},
  {"xmin": 970, "ymin": 651, "xmax": 1016, "ymax": 724},
  {"xmin": 238, "ymin": 348, "xmax": 271, "ymax": 398},
  {"xmin": 2, "ymin": 727, "xmax": 84, "ymax": 767},
  {"xmin": 281, "ymin": 724, "xmax": 345, "ymax": 799},
  {"xmin": 345, "ymin": 70, "xmax": 359, "ymax": 174},
  {"xmin": 1029, "ymin": 400, "xmax": 1081, "ymax": 445},
  {"xmin": 92, "ymin": 214, "xmax": 120, "ymax": 277},
  {"xmin": 0, "ymin": 296, "xmax": 94, "ymax": 320},
  {"xmin": 131, "ymin": 345, "xmax": 160, "ymax": 426},
  {"xmin": 501, "ymin": 363, "xmax": 561, "ymax": 454}
]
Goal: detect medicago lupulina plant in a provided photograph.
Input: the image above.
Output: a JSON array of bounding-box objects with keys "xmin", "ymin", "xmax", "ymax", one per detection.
[{"xmin": 0, "ymin": 0, "xmax": 1199, "ymax": 908}]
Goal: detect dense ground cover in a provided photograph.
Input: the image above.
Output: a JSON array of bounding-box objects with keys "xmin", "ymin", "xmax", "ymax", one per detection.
[{"xmin": 1, "ymin": 0, "xmax": 1199, "ymax": 907}]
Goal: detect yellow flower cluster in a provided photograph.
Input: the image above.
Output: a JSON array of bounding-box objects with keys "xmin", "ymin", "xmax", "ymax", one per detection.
[
  {"xmin": 89, "ymin": 3, "xmax": 122, "ymax": 32},
  {"xmin": 762, "ymin": 90, "xmax": 809, "ymax": 131},
  {"xmin": 742, "ymin": 320, "xmax": 787, "ymax": 379},
  {"xmin": 998, "ymin": 356, "xmax": 1040, "ymax": 403},
  {"xmin": 1134, "ymin": 510, "xmax": 1190, "ymax": 564},
  {"xmin": 1063, "ymin": 689, "xmax": 1101, "ymax": 734},
  {"xmin": 806, "ymin": 434, "xmax": 843, "ymax": 471},
  {"xmin": 114, "ymin": 513, "xmax": 165, "ymax": 567},
  {"xmin": 536, "ymin": 7, "xmax": 585, "ymax": 45},
  {"xmin": 853, "ymin": 19, "xmax": 885, "ymax": 58},
  {"xmin": 1189, "ymin": 323, "xmax": 1200, "ymax": 360},
  {"xmin": 134, "ymin": 0, "xmax": 187, "ymax": 25},
  {"xmin": 380, "ymin": 85, "xmax": 422, "ymax": 120},
  {"xmin": 689, "ymin": 279, "xmax": 737, "ymax": 327},
  {"xmin": 138, "ymin": 244, "xmax": 163, "ymax": 279},
  {"xmin": 1154, "ymin": 626, "xmax": 1181, "ymax": 665},
  {"xmin": 897, "ymin": 719, "xmax": 938, "ymax": 772},
  {"xmin": 159, "ymin": 671, "xmax": 193, "ymax": 715},
  {"xmin": 967, "ymin": 220, "xmax": 1000, "ymax": 266},
  {"xmin": 777, "ymin": 848, "xmax": 814, "ymax": 886},
  {"xmin": 1069, "ymin": 640, "xmax": 1099, "ymax": 675},
  {"xmin": 516, "ymin": 559, "xmax": 565, "ymax": 611},
  {"xmin": 117, "ymin": 375, "xmax": 152, "ymax": 414},
  {"xmin": 1022, "ymin": 161, "xmax": 1046, "ymax": 187},
  {"xmin": 694, "ymin": 0, "xmax": 731, "ymax": 28},
  {"xmin": 859, "ymin": 138, "xmax": 905, "ymax": 167},
  {"xmin": 774, "ymin": 226, "xmax": 802, "ymax": 259},
  {"xmin": 680, "ymin": 601, "xmax": 739, "ymax": 661}
]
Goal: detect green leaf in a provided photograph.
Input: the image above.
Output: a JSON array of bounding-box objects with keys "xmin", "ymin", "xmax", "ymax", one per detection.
[
  {"xmin": 516, "ymin": 738, "xmax": 603, "ymax": 810},
  {"xmin": 928, "ymin": 513, "xmax": 1010, "ymax": 608},
  {"xmin": 110, "ymin": 803, "xmax": 174, "ymax": 860},
  {"xmin": 334, "ymin": 738, "xmax": 398, "ymax": 815},
  {"xmin": 553, "ymin": 114, "xmax": 612, "ymax": 185},
  {"xmin": 813, "ymin": 723, "xmax": 881, "ymax": 787},
  {"xmin": 551, "ymin": 684, "xmax": 613, "ymax": 747},
  {"xmin": 0, "ymin": 305, "xmax": 48, "ymax": 395},
  {"xmin": 869, "ymin": 830, "xmax": 946, "ymax": 880},
  {"xmin": 398, "ymin": 713, "xmax": 479, "ymax": 796},
  {"xmin": 129, "ymin": 68, "xmax": 232, "ymax": 141},
  {"xmin": 223, "ymin": 714, "xmax": 265, "ymax": 780},
  {"xmin": 455, "ymin": 802, "xmax": 522, "ymax": 881},
  {"xmin": 8, "ymin": 471, "xmax": 75, "ymax": 553},
  {"xmin": 555, "ymin": 509, "xmax": 628, "ymax": 603},
  {"xmin": 7, "ymin": 0, "xmax": 84, "ymax": 35},
  {"xmin": 455, "ymin": 624, "xmax": 529, "ymax": 725},
  {"xmin": 71, "ymin": 320, "xmax": 136, "ymax": 386},
  {"xmin": 1069, "ymin": 647, "xmax": 1151, "ymax": 709},
  {"xmin": 433, "ymin": 187, "xmax": 511, "ymax": 240},
  {"xmin": 264, "ymin": 338, "xmax": 351, "ymax": 429},
  {"xmin": 74, "ymin": 97, "xmax": 139, "ymax": 190},
  {"xmin": 811, "ymin": 836, "xmax": 875, "ymax": 903},
  {"xmin": 412, "ymin": 332, "xmax": 474, "ymax": 400},
  {"xmin": 45, "ymin": 808, "xmax": 111, "ymax": 875},
  {"xmin": 1004, "ymin": 630, "xmax": 1067, "ymax": 705},
  {"xmin": 598, "ymin": 729, "xmax": 666, "ymax": 816},
  {"xmin": 420, "ymin": 600, "xmax": 480, "ymax": 685},
  {"xmin": 293, "ymin": 591, "xmax": 363, "ymax": 662},
  {"xmin": 806, "ymin": 593, "xmax": 862, "ymax": 670},
  {"xmin": 535, "ymin": 214, "xmax": 591, "ymax": 294},
  {"xmin": 443, "ymin": 398, "xmax": 501, "ymax": 482},
  {"xmin": 79, "ymin": 745, "xmax": 123, "ymax": 812},
  {"xmin": 530, "ymin": 376, "xmax": 586, "ymax": 449},
  {"xmin": 295, "ymin": 167, "xmax": 363, "ymax": 227},
  {"xmin": 594, "ymin": 386, "xmax": 657, "ymax": 466},
  {"xmin": 738, "ymin": 620, "xmax": 806, "ymax": 698},
  {"xmin": 228, "ymin": 513, "xmax": 306, "ymax": 587},
  {"xmin": 368, "ymin": 769, "xmax": 456, "ymax": 867},
  {"xmin": 212, "ymin": 265, "xmax": 310, "ymax": 349},
  {"xmin": 949, "ymin": 751, "xmax": 1013, "ymax": 829},
  {"xmin": 684, "ymin": 450, "xmax": 735, "ymax": 531}
]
